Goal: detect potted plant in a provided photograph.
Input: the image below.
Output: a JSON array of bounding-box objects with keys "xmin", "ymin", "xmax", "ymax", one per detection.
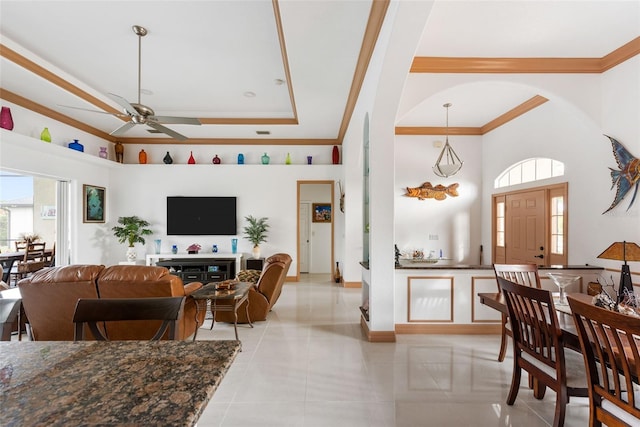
[
  {"xmin": 242, "ymin": 215, "xmax": 269, "ymax": 259},
  {"xmin": 18, "ymin": 232, "xmax": 41, "ymax": 244},
  {"xmin": 112, "ymin": 216, "xmax": 153, "ymax": 261}
]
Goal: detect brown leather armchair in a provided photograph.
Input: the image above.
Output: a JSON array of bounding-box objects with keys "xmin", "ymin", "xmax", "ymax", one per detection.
[
  {"xmin": 96, "ymin": 265, "xmax": 204, "ymax": 340},
  {"xmin": 215, "ymin": 253, "xmax": 291, "ymax": 323},
  {"xmin": 19, "ymin": 265, "xmax": 104, "ymax": 341}
]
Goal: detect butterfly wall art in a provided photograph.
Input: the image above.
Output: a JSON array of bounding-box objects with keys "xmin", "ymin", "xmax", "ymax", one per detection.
[{"xmin": 603, "ymin": 135, "xmax": 640, "ymax": 214}]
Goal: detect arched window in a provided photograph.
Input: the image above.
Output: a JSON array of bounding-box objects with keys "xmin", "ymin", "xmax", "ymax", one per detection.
[{"xmin": 495, "ymin": 158, "xmax": 564, "ymax": 188}]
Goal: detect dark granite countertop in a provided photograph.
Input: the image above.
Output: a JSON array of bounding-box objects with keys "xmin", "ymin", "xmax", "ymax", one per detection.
[
  {"xmin": 0, "ymin": 340, "xmax": 240, "ymax": 426},
  {"xmin": 396, "ymin": 262, "xmax": 603, "ymax": 270},
  {"xmin": 360, "ymin": 261, "xmax": 604, "ymax": 271}
]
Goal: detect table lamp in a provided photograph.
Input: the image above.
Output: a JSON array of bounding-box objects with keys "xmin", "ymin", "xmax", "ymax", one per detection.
[{"xmin": 597, "ymin": 241, "xmax": 640, "ymax": 303}]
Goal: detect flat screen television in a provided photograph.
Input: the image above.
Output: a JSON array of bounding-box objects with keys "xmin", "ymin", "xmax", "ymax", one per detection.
[{"xmin": 167, "ymin": 196, "xmax": 237, "ymax": 235}]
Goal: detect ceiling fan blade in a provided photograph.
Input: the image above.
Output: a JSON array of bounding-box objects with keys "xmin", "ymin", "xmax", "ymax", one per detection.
[
  {"xmin": 150, "ymin": 116, "xmax": 201, "ymax": 125},
  {"xmin": 147, "ymin": 122, "xmax": 188, "ymax": 141},
  {"xmin": 107, "ymin": 93, "xmax": 138, "ymax": 116},
  {"xmin": 57, "ymin": 104, "xmax": 127, "ymax": 117},
  {"xmin": 110, "ymin": 121, "xmax": 136, "ymax": 136}
]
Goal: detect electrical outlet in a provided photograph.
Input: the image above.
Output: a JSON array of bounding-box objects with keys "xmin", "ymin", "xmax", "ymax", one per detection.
[{"xmin": 429, "ymin": 234, "xmax": 439, "ymax": 240}]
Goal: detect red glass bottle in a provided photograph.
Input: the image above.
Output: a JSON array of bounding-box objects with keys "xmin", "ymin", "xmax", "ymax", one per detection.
[
  {"xmin": 332, "ymin": 145, "xmax": 340, "ymax": 164},
  {"xmin": 188, "ymin": 151, "xmax": 196, "ymax": 164}
]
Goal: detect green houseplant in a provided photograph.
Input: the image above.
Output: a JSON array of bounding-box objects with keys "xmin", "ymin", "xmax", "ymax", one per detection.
[
  {"xmin": 112, "ymin": 216, "xmax": 153, "ymax": 261},
  {"xmin": 242, "ymin": 215, "xmax": 269, "ymax": 259}
]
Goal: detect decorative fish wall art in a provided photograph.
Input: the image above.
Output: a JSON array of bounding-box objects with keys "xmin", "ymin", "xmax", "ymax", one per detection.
[
  {"xmin": 603, "ymin": 135, "xmax": 640, "ymax": 214},
  {"xmin": 405, "ymin": 182, "xmax": 459, "ymax": 200}
]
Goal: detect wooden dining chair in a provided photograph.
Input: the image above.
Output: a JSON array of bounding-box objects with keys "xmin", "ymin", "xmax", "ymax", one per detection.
[
  {"xmin": 568, "ymin": 295, "xmax": 640, "ymax": 426},
  {"xmin": 13, "ymin": 242, "xmax": 47, "ymax": 283},
  {"xmin": 72, "ymin": 296, "xmax": 186, "ymax": 341},
  {"xmin": 493, "ymin": 263, "xmax": 542, "ymax": 362},
  {"xmin": 498, "ymin": 276, "xmax": 588, "ymax": 427}
]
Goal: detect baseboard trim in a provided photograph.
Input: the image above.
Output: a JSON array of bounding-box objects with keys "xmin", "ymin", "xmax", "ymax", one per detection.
[
  {"xmin": 395, "ymin": 323, "xmax": 501, "ymax": 334},
  {"xmin": 343, "ymin": 281, "xmax": 361, "ymax": 288},
  {"xmin": 360, "ymin": 316, "xmax": 396, "ymax": 342}
]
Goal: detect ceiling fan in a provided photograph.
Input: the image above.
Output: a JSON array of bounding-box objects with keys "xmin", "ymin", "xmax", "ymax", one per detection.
[{"xmin": 62, "ymin": 25, "xmax": 200, "ymax": 140}]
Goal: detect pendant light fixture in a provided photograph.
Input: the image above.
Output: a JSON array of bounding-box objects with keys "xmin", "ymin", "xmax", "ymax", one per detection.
[{"xmin": 433, "ymin": 103, "xmax": 463, "ymax": 178}]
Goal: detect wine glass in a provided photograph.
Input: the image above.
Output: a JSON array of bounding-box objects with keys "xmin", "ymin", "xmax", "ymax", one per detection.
[{"xmin": 547, "ymin": 273, "xmax": 580, "ymax": 305}]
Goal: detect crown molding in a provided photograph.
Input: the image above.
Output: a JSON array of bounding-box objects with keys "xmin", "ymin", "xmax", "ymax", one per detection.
[
  {"xmin": 480, "ymin": 95, "xmax": 548, "ymax": 134},
  {"xmin": 395, "ymin": 126, "xmax": 481, "ymax": 136},
  {"xmin": 0, "ymin": 88, "xmax": 117, "ymax": 142},
  {"xmin": 337, "ymin": 0, "xmax": 390, "ymax": 143},
  {"xmin": 410, "ymin": 37, "xmax": 640, "ymax": 74},
  {"xmin": 395, "ymin": 95, "xmax": 549, "ymax": 136},
  {"xmin": 116, "ymin": 137, "xmax": 338, "ymax": 145}
]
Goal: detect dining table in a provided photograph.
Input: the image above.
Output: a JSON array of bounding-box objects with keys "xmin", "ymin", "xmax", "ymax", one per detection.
[
  {"xmin": 477, "ymin": 291, "xmax": 595, "ymax": 351},
  {"xmin": 0, "ymin": 249, "xmax": 54, "ymax": 263},
  {"xmin": 0, "ymin": 340, "xmax": 241, "ymax": 426}
]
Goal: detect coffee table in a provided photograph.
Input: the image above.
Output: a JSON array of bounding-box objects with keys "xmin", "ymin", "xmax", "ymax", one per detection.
[{"xmin": 191, "ymin": 281, "xmax": 253, "ymax": 342}]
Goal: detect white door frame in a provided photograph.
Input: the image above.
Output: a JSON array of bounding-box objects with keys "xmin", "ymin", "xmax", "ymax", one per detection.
[{"xmin": 296, "ymin": 180, "xmax": 334, "ymax": 280}]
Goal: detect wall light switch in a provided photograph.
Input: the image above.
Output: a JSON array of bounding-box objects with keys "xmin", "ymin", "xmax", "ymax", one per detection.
[{"xmin": 429, "ymin": 234, "xmax": 439, "ymax": 240}]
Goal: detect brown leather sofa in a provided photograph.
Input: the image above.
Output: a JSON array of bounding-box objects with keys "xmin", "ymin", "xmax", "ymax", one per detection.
[
  {"xmin": 215, "ymin": 253, "xmax": 292, "ymax": 324},
  {"xmin": 19, "ymin": 264, "xmax": 204, "ymax": 340}
]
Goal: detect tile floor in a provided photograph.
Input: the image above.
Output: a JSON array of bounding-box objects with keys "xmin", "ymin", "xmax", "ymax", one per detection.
[{"xmin": 195, "ymin": 274, "xmax": 590, "ymax": 426}]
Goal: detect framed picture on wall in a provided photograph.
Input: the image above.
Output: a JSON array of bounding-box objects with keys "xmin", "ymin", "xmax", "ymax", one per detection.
[
  {"xmin": 83, "ymin": 184, "xmax": 105, "ymax": 223},
  {"xmin": 41, "ymin": 205, "xmax": 57, "ymax": 219},
  {"xmin": 312, "ymin": 203, "xmax": 332, "ymax": 223}
]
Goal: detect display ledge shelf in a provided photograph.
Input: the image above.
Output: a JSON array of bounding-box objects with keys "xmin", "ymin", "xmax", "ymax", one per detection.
[
  {"xmin": 0, "ymin": 129, "xmax": 122, "ymax": 169},
  {"xmin": 124, "ymin": 163, "xmax": 342, "ymax": 167}
]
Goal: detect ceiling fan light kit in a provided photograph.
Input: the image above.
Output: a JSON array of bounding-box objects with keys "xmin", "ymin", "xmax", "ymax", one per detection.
[{"xmin": 433, "ymin": 103, "xmax": 463, "ymax": 178}]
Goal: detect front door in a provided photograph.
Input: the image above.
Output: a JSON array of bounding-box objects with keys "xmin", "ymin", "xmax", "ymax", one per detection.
[{"xmin": 505, "ymin": 189, "xmax": 546, "ymax": 265}]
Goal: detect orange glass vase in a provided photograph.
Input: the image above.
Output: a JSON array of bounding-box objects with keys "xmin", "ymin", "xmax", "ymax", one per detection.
[{"xmin": 138, "ymin": 149, "xmax": 147, "ymax": 164}]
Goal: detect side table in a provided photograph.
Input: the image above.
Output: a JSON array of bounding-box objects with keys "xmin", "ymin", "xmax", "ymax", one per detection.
[
  {"xmin": 191, "ymin": 282, "xmax": 253, "ymax": 343},
  {"xmin": 245, "ymin": 257, "xmax": 265, "ymax": 271}
]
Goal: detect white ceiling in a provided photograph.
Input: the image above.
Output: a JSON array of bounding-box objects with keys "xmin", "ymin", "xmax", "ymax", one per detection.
[{"xmin": 1, "ymin": 1, "xmax": 638, "ymax": 144}]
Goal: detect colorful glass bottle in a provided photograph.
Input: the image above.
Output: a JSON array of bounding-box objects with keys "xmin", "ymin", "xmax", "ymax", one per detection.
[
  {"xmin": 212, "ymin": 154, "xmax": 221, "ymax": 164},
  {"xmin": 237, "ymin": 153, "xmax": 244, "ymax": 164},
  {"xmin": 0, "ymin": 107, "xmax": 14, "ymax": 130},
  {"xmin": 261, "ymin": 153, "xmax": 270, "ymax": 165},
  {"xmin": 68, "ymin": 139, "xmax": 84, "ymax": 152},
  {"xmin": 332, "ymin": 145, "xmax": 340, "ymax": 164},
  {"xmin": 99, "ymin": 147, "xmax": 108, "ymax": 159},
  {"xmin": 285, "ymin": 153, "xmax": 291, "ymax": 164},
  {"xmin": 188, "ymin": 151, "xmax": 196, "ymax": 164},
  {"xmin": 138, "ymin": 149, "xmax": 147, "ymax": 164},
  {"xmin": 163, "ymin": 151, "xmax": 173, "ymax": 164},
  {"xmin": 40, "ymin": 127, "xmax": 51, "ymax": 142}
]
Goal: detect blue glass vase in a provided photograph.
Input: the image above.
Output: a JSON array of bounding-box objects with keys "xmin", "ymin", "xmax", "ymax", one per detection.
[{"xmin": 68, "ymin": 139, "xmax": 84, "ymax": 152}]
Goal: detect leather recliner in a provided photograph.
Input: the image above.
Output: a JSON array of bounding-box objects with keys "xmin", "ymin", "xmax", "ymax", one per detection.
[
  {"xmin": 215, "ymin": 253, "xmax": 292, "ymax": 324},
  {"xmin": 19, "ymin": 264, "xmax": 204, "ymax": 340}
]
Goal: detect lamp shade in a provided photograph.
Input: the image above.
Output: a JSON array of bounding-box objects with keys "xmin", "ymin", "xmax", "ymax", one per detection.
[{"xmin": 597, "ymin": 241, "xmax": 640, "ymax": 262}]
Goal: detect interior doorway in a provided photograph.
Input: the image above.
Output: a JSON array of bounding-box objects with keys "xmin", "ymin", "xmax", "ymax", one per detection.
[{"xmin": 297, "ymin": 181, "xmax": 334, "ymax": 281}]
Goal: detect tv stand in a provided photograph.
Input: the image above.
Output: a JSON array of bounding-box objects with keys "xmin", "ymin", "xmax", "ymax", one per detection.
[{"xmin": 146, "ymin": 253, "xmax": 243, "ymax": 284}]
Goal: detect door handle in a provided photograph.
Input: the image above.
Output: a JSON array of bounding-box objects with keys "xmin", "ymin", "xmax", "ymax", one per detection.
[{"xmin": 534, "ymin": 254, "xmax": 544, "ymax": 259}]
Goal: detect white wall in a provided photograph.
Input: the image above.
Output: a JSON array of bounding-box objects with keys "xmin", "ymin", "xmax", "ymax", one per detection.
[
  {"xmin": 341, "ymin": 1, "xmax": 435, "ymax": 332},
  {"xmin": 107, "ymin": 164, "xmax": 338, "ymax": 277},
  {"xmin": 1, "ymin": 129, "xmax": 114, "ymax": 264},
  {"xmin": 480, "ymin": 57, "xmax": 640, "ymax": 273},
  {"xmin": 1, "ymin": 122, "xmax": 341, "ymax": 277},
  {"xmin": 395, "ymin": 134, "xmax": 483, "ymax": 264}
]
